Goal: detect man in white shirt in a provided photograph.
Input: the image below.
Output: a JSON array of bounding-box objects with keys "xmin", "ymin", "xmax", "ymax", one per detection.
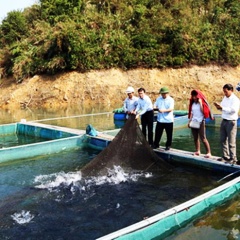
[
  {"xmin": 153, "ymin": 87, "xmax": 174, "ymax": 150},
  {"xmin": 214, "ymin": 84, "xmax": 240, "ymax": 164},
  {"xmin": 134, "ymin": 88, "xmax": 154, "ymax": 146},
  {"xmin": 123, "ymin": 86, "xmax": 138, "ymax": 119}
]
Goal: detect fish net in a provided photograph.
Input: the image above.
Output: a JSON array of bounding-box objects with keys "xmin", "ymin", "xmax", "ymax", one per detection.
[{"xmin": 82, "ymin": 115, "xmax": 172, "ymax": 177}]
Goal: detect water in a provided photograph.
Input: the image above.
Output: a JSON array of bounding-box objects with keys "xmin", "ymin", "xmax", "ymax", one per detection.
[
  {"xmin": 0, "ymin": 105, "xmax": 116, "ymax": 130},
  {"xmin": 166, "ymin": 194, "xmax": 240, "ymax": 240},
  {"xmin": 0, "ymin": 134, "xmax": 51, "ymax": 148},
  {"xmin": 0, "ymin": 105, "xmax": 239, "ymax": 239},
  {"xmin": 171, "ymin": 126, "xmax": 239, "ymax": 157},
  {"xmin": 0, "ymin": 148, "xmax": 222, "ymax": 239}
]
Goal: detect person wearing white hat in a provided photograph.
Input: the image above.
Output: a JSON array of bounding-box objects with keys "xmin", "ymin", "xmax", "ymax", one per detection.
[{"xmin": 123, "ymin": 86, "xmax": 138, "ymax": 119}]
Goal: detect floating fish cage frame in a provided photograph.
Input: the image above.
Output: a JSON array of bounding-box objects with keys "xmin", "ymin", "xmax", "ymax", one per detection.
[{"xmin": 0, "ymin": 114, "xmax": 240, "ymax": 239}]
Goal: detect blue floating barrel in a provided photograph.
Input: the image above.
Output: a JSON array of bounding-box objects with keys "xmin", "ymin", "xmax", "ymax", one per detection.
[
  {"xmin": 113, "ymin": 112, "xmax": 126, "ymax": 120},
  {"xmin": 114, "ymin": 120, "xmax": 126, "ymax": 128}
]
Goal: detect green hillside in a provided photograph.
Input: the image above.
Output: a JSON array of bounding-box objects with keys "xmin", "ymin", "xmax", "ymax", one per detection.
[{"xmin": 0, "ymin": 0, "xmax": 239, "ymax": 80}]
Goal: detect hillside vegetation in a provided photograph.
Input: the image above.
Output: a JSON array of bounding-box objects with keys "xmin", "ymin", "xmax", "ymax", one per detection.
[{"xmin": 0, "ymin": 0, "xmax": 240, "ymax": 81}]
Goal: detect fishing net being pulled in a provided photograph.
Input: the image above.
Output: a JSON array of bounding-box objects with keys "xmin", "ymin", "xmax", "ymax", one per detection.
[{"xmin": 81, "ymin": 114, "xmax": 172, "ymax": 177}]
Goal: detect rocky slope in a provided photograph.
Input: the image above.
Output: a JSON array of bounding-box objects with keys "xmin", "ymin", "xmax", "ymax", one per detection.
[{"xmin": 0, "ymin": 65, "xmax": 240, "ymax": 110}]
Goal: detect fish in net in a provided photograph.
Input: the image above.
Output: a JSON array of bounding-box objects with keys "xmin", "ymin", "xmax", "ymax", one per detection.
[{"xmin": 81, "ymin": 114, "xmax": 172, "ymax": 177}]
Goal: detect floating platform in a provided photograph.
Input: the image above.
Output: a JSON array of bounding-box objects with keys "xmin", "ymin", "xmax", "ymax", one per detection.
[
  {"xmin": 1, "ymin": 114, "xmax": 237, "ymax": 174},
  {"xmin": 86, "ymin": 131, "xmax": 240, "ymax": 175},
  {"xmin": 1, "ymin": 114, "xmax": 240, "ymax": 239},
  {"xmin": 85, "ymin": 122, "xmax": 240, "ymax": 240},
  {"xmin": 84, "ymin": 122, "xmax": 240, "ymax": 240},
  {"xmin": 85, "ymin": 114, "xmax": 240, "ymax": 239},
  {"xmin": 0, "ymin": 121, "xmax": 86, "ymax": 164},
  {"xmin": 97, "ymin": 176, "xmax": 240, "ymax": 240}
]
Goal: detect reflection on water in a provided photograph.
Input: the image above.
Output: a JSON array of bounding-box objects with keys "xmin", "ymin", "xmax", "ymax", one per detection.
[
  {"xmin": 0, "ymin": 104, "xmax": 117, "ymax": 125},
  {"xmin": 0, "ymin": 104, "xmax": 121, "ymax": 131},
  {"xmin": 40, "ymin": 112, "xmax": 116, "ymax": 131},
  {"xmin": 166, "ymin": 194, "xmax": 240, "ymax": 240},
  {"xmin": 0, "ymin": 102, "xmax": 189, "ymax": 129},
  {"xmin": 0, "ymin": 134, "xmax": 50, "ymax": 148}
]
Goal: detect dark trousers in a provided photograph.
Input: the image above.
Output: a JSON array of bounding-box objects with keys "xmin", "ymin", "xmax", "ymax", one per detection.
[
  {"xmin": 154, "ymin": 122, "xmax": 173, "ymax": 148},
  {"xmin": 141, "ymin": 110, "xmax": 154, "ymax": 145}
]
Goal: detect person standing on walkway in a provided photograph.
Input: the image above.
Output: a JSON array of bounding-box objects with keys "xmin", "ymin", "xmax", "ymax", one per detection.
[
  {"xmin": 134, "ymin": 88, "xmax": 154, "ymax": 146},
  {"xmin": 188, "ymin": 90, "xmax": 213, "ymax": 158},
  {"xmin": 123, "ymin": 86, "xmax": 138, "ymax": 119},
  {"xmin": 214, "ymin": 84, "xmax": 240, "ymax": 164},
  {"xmin": 153, "ymin": 87, "xmax": 174, "ymax": 151}
]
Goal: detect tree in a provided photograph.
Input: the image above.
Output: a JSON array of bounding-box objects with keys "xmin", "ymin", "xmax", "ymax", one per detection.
[
  {"xmin": 0, "ymin": 11, "xmax": 28, "ymax": 45},
  {"xmin": 39, "ymin": 0, "xmax": 86, "ymax": 24}
]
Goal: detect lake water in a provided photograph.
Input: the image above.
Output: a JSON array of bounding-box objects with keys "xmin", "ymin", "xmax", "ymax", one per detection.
[{"xmin": 0, "ymin": 105, "xmax": 239, "ymax": 240}]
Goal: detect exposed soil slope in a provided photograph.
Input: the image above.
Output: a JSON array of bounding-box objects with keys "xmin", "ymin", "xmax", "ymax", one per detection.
[{"xmin": 0, "ymin": 65, "xmax": 240, "ymax": 110}]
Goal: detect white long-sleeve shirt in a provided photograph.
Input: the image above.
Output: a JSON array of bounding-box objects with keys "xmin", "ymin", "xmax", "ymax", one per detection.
[
  {"xmin": 123, "ymin": 96, "xmax": 138, "ymax": 113},
  {"xmin": 135, "ymin": 95, "xmax": 153, "ymax": 116},
  {"xmin": 221, "ymin": 93, "xmax": 240, "ymax": 120}
]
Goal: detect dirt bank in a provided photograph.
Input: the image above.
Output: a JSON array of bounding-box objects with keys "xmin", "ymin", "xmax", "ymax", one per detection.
[{"xmin": 0, "ymin": 65, "xmax": 240, "ymax": 110}]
